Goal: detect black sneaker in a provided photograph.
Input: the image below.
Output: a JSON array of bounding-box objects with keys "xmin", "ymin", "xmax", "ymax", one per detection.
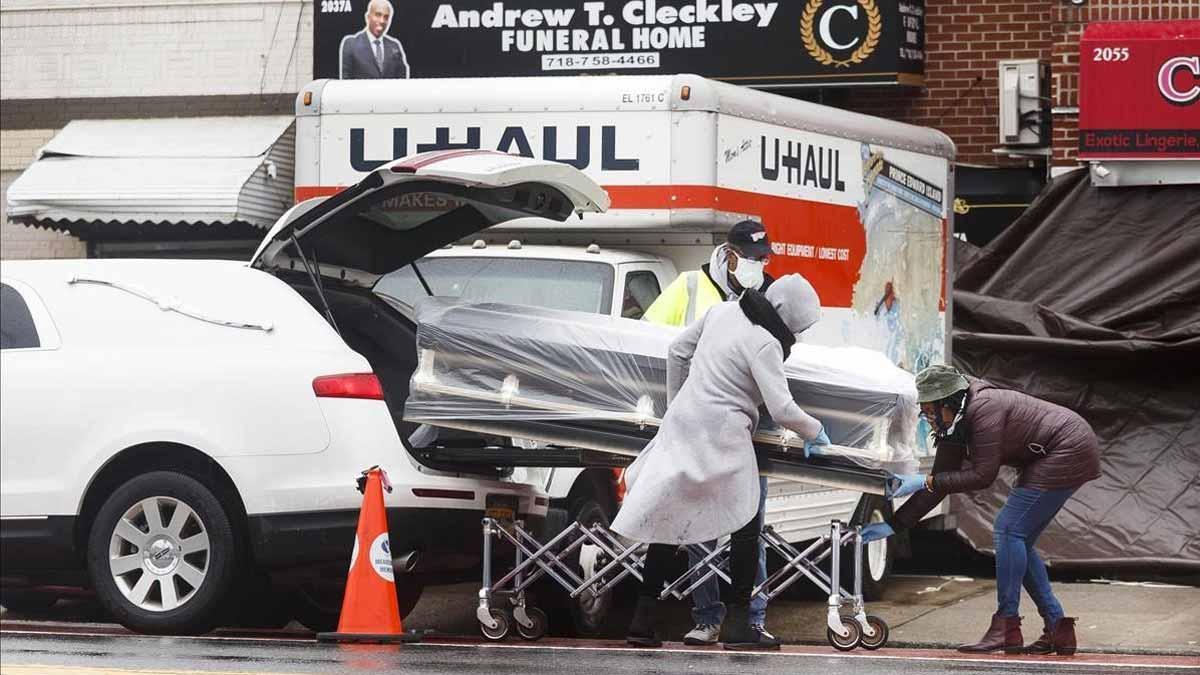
[
  {"xmin": 720, "ymin": 605, "xmax": 782, "ymax": 651},
  {"xmin": 626, "ymin": 596, "xmax": 663, "ymax": 648}
]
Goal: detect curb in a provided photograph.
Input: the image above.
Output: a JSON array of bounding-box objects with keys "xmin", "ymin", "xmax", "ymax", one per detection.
[{"xmin": 789, "ymin": 638, "xmax": 1200, "ymax": 658}]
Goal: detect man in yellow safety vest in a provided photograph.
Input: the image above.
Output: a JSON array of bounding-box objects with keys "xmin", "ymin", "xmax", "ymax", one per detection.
[
  {"xmin": 641, "ymin": 219, "xmax": 775, "ymax": 645},
  {"xmin": 644, "ymin": 219, "xmax": 775, "ymax": 323}
]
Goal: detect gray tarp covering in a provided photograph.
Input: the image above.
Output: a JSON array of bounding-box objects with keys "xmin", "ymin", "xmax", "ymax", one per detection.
[{"xmin": 950, "ymin": 168, "xmax": 1200, "ymax": 569}]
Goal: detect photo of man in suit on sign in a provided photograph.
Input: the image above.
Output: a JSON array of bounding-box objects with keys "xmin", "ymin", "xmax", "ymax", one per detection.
[{"xmin": 339, "ymin": 0, "xmax": 410, "ymax": 79}]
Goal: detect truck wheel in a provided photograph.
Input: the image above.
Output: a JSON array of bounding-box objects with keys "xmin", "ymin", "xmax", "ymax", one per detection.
[
  {"xmin": 86, "ymin": 471, "xmax": 239, "ymax": 635},
  {"xmin": 543, "ymin": 496, "xmax": 613, "ymax": 637},
  {"xmin": 856, "ymin": 498, "xmax": 893, "ymax": 601},
  {"xmin": 567, "ymin": 499, "xmax": 613, "ymax": 636}
]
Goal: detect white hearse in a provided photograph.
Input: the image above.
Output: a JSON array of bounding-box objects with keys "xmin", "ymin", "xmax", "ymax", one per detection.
[
  {"xmin": 292, "ymin": 73, "xmax": 956, "ymax": 634},
  {"xmin": 0, "ymin": 152, "xmax": 607, "ymax": 634}
]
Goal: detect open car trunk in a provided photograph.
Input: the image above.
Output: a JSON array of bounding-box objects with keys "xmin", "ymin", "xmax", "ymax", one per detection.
[
  {"xmin": 251, "ymin": 150, "xmax": 907, "ymax": 496},
  {"xmin": 250, "ymin": 151, "xmax": 611, "ymax": 474}
]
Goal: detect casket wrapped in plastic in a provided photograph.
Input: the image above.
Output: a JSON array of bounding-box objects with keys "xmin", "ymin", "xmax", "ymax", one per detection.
[{"xmin": 404, "ymin": 300, "xmax": 919, "ymax": 495}]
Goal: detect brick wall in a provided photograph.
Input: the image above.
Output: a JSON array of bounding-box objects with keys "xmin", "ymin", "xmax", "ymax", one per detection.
[
  {"xmin": 0, "ymin": 128, "xmax": 87, "ymax": 260},
  {"xmin": 0, "ymin": 0, "xmax": 312, "ymax": 100},
  {"xmin": 839, "ymin": 0, "xmax": 1200, "ymax": 167}
]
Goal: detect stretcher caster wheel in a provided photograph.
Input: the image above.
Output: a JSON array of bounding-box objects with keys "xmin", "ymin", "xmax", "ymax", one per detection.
[
  {"xmin": 516, "ymin": 607, "xmax": 548, "ymax": 641},
  {"xmin": 858, "ymin": 615, "xmax": 889, "ymax": 650},
  {"xmin": 827, "ymin": 619, "xmax": 862, "ymax": 651},
  {"xmin": 479, "ymin": 609, "xmax": 510, "ymax": 641}
]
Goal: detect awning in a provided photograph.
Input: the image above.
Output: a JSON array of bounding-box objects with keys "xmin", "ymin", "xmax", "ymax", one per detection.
[{"xmin": 6, "ymin": 116, "xmax": 295, "ymax": 231}]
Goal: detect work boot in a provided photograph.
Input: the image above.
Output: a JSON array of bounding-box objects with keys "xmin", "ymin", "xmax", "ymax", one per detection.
[
  {"xmin": 719, "ymin": 603, "xmax": 781, "ymax": 651},
  {"xmin": 1052, "ymin": 617, "xmax": 1078, "ymax": 656},
  {"xmin": 626, "ymin": 596, "xmax": 663, "ymax": 648},
  {"xmin": 957, "ymin": 612, "xmax": 1023, "ymax": 654},
  {"xmin": 1025, "ymin": 616, "xmax": 1078, "ymax": 655}
]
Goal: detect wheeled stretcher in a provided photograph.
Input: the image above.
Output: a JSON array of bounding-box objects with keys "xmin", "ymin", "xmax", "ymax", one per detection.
[
  {"xmin": 403, "ymin": 300, "xmax": 917, "ymax": 648},
  {"xmin": 474, "ymin": 516, "xmax": 889, "ymax": 650}
]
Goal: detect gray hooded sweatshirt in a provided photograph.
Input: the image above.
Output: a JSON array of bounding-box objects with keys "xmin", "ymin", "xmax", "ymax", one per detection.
[{"xmin": 611, "ymin": 275, "xmax": 826, "ymax": 545}]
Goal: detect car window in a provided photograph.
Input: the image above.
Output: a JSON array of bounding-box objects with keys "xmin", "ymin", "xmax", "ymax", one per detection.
[
  {"xmin": 621, "ymin": 271, "xmax": 662, "ymax": 320},
  {"xmin": 1, "ymin": 283, "xmax": 40, "ymax": 349},
  {"xmin": 375, "ymin": 257, "xmax": 615, "ymax": 315}
]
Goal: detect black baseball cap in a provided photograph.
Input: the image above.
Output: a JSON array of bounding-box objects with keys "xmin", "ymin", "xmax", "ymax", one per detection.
[{"xmin": 727, "ymin": 220, "xmax": 771, "ymax": 259}]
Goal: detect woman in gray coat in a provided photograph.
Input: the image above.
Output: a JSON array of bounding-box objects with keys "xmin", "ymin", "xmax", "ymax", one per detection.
[{"xmin": 612, "ymin": 274, "xmax": 830, "ymax": 651}]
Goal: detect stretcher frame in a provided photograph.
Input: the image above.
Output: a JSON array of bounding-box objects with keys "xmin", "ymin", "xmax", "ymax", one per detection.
[{"xmin": 474, "ymin": 516, "xmax": 889, "ymax": 650}]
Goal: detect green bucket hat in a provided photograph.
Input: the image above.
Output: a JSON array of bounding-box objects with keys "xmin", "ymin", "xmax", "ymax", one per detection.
[{"xmin": 915, "ymin": 364, "xmax": 969, "ymax": 403}]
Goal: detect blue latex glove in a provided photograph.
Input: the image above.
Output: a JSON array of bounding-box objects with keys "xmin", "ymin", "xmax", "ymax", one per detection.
[
  {"xmin": 892, "ymin": 473, "xmax": 927, "ymax": 499},
  {"xmin": 802, "ymin": 426, "xmax": 831, "ymax": 458},
  {"xmin": 860, "ymin": 522, "xmax": 895, "ymax": 543}
]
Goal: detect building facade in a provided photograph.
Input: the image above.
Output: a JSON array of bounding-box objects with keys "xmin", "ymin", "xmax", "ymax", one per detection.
[
  {"xmin": 2, "ymin": 0, "xmax": 1196, "ymax": 259},
  {"xmin": 0, "ymin": 0, "xmax": 312, "ymax": 259},
  {"xmin": 841, "ymin": 0, "xmax": 1198, "ymax": 166}
]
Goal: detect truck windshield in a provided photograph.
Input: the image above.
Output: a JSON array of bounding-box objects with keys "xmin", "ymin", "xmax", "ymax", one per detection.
[{"xmin": 375, "ymin": 257, "xmax": 614, "ymax": 316}]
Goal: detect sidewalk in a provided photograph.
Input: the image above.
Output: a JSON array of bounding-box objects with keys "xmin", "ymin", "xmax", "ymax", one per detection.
[
  {"xmin": 400, "ymin": 575, "xmax": 1200, "ymax": 656},
  {"xmin": 759, "ymin": 575, "xmax": 1200, "ymax": 656}
]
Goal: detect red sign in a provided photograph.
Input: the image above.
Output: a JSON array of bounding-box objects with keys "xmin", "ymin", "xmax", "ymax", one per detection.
[{"xmin": 1079, "ymin": 20, "xmax": 1200, "ymax": 159}]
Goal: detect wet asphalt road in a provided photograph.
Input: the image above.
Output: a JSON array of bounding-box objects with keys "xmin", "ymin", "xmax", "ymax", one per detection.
[{"xmin": 2, "ymin": 630, "xmax": 1196, "ymax": 675}]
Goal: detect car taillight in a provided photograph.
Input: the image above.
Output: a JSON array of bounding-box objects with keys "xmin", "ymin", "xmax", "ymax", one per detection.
[{"xmin": 312, "ymin": 373, "xmax": 385, "ymax": 400}]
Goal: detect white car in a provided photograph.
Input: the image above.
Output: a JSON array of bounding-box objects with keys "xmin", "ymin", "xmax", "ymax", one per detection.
[{"xmin": 0, "ymin": 150, "xmax": 608, "ymax": 634}]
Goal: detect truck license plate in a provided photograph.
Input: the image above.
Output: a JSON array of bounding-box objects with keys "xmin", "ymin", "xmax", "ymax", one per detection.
[{"xmin": 485, "ymin": 494, "xmax": 518, "ymax": 522}]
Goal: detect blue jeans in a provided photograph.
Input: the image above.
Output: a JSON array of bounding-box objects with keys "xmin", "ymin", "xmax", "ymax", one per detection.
[
  {"xmin": 689, "ymin": 476, "xmax": 769, "ymax": 626},
  {"xmin": 994, "ymin": 486, "xmax": 1075, "ymax": 622}
]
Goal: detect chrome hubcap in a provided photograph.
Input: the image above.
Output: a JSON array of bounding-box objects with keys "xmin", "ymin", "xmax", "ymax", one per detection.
[
  {"xmin": 144, "ymin": 537, "xmax": 180, "ymax": 574},
  {"xmin": 108, "ymin": 496, "xmax": 210, "ymax": 612}
]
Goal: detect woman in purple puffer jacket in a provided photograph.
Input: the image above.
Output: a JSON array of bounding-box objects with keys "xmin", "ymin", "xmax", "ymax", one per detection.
[{"xmin": 860, "ymin": 365, "xmax": 1100, "ymax": 656}]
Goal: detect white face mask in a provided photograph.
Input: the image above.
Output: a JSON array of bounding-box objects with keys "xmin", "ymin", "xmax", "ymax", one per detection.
[{"xmin": 732, "ymin": 256, "xmax": 765, "ymax": 291}]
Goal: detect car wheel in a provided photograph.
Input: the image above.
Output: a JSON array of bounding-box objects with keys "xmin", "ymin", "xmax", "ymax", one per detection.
[
  {"xmin": 86, "ymin": 471, "xmax": 238, "ymax": 635},
  {"xmin": 544, "ymin": 496, "xmax": 613, "ymax": 637},
  {"xmin": 0, "ymin": 590, "xmax": 60, "ymax": 614}
]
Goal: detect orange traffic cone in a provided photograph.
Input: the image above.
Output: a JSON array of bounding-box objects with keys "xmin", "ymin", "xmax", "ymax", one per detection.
[{"xmin": 317, "ymin": 466, "xmax": 421, "ymax": 644}]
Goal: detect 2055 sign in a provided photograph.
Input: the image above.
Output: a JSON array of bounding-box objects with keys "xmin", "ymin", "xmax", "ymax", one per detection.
[
  {"xmin": 1092, "ymin": 46, "xmax": 1130, "ymax": 62},
  {"xmin": 1079, "ymin": 21, "xmax": 1200, "ymax": 159}
]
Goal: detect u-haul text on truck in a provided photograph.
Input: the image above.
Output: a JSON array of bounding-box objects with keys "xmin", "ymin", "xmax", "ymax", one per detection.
[{"xmin": 295, "ymin": 74, "xmax": 955, "ymax": 394}]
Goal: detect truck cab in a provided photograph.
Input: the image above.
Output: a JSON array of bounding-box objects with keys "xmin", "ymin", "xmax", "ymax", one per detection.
[{"xmin": 375, "ymin": 241, "xmax": 677, "ymax": 324}]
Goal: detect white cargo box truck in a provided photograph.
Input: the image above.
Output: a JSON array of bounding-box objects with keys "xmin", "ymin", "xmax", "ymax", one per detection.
[{"xmin": 293, "ymin": 74, "xmax": 955, "ymax": 632}]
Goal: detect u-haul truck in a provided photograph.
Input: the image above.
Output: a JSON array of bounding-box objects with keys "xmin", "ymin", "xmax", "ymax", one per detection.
[{"xmin": 294, "ymin": 74, "xmax": 954, "ymax": 631}]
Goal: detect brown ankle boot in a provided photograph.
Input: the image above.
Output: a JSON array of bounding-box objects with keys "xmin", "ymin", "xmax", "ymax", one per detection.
[
  {"xmin": 1026, "ymin": 617, "xmax": 1078, "ymax": 655},
  {"xmin": 957, "ymin": 613, "xmax": 1023, "ymax": 654},
  {"xmin": 1052, "ymin": 617, "xmax": 1078, "ymax": 656},
  {"xmin": 1024, "ymin": 619, "xmax": 1054, "ymax": 655}
]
